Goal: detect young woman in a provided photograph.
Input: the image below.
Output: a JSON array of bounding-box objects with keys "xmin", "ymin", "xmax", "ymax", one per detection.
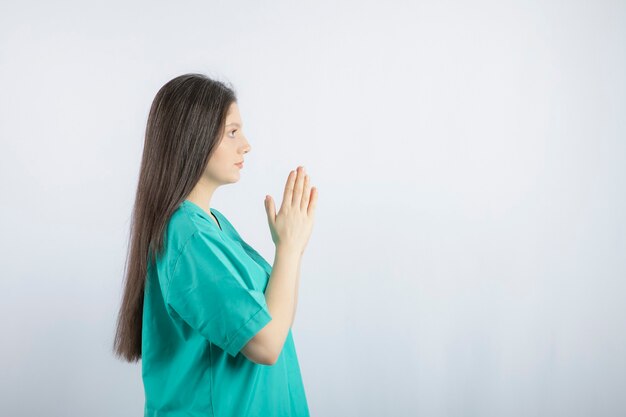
[{"xmin": 113, "ymin": 73, "xmax": 318, "ymax": 416}]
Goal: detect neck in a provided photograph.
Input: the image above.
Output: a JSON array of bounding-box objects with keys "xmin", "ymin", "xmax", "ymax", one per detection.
[{"xmin": 186, "ymin": 176, "xmax": 219, "ymax": 213}]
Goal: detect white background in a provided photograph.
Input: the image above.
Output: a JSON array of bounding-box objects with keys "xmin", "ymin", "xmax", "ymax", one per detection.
[{"xmin": 1, "ymin": 1, "xmax": 625, "ymax": 416}]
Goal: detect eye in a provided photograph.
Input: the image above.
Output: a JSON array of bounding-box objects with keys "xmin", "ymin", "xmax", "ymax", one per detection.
[{"xmin": 228, "ymin": 129, "xmax": 237, "ymax": 138}]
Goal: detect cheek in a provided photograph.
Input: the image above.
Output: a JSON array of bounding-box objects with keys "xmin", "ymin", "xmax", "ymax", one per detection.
[
  {"xmin": 205, "ymin": 148, "xmax": 235, "ymax": 176},
  {"xmin": 215, "ymin": 139, "xmax": 234, "ymax": 157},
  {"xmin": 210, "ymin": 145, "xmax": 228, "ymax": 164}
]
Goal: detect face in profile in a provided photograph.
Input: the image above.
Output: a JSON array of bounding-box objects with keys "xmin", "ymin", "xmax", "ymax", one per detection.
[{"xmin": 204, "ymin": 102, "xmax": 251, "ymax": 185}]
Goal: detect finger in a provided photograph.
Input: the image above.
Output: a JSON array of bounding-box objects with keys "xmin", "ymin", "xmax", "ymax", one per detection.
[
  {"xmin": 307, "ymin": 187, "xmax": 318, "ymax": 217},
  {"xmin": 291, "ymin": 166, "xmax": 305, "ymax": 207},
  {"xmin": 282, "ymin": 170, "xmax": 296, "ymax": 210},
  {"xmin": 264, "ymin": 195, "xmax": 275, "ymax": 225},
  {"xmin": 300, "ymin": 174, "xmax": 310, "ymax": 211}
]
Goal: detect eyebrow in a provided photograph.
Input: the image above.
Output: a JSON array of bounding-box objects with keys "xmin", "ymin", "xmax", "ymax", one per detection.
[{"xmin": 226, "ymin": 122, "xmax": 241, "ymax": 127}]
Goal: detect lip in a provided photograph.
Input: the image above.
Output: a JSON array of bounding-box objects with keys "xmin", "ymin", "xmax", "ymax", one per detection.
[{"xmin": 235, "ymin": 161, "xmax": 244, "ymax": 168}]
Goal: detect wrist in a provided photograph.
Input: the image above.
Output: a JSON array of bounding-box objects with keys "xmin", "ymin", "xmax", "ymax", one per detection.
[{"xmin": 275, "ymin": 244, "xmax": 301, "ymax": 259}]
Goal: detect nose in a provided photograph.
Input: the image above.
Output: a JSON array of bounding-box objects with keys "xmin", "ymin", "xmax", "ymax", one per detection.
[{"xmin": 242, "ymin": 137, "xmax": 251, "ymax": 154}]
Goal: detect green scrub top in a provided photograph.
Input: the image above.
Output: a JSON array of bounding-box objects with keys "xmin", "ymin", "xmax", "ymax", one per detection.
[{"xmin": 142, "ymin": 199, "xmax": 310, "ymax": 417}]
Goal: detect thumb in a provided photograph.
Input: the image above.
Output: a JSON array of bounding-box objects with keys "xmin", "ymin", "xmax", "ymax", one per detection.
[{"xmin": 264, "ymin": 195, "xmax": 275, "ymax": 225}]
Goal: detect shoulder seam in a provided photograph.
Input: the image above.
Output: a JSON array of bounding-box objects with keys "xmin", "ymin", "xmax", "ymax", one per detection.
[
  {"xmin": 165, "ymin": 230, "xmax": 199, "ymax": 304},
  {"xmin": 164, "ymin": 223, "xmax": 226, "ymax": 304}
]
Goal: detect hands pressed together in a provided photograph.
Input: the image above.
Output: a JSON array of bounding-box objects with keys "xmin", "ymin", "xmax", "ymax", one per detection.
[{"xmin": 264, "ymin": 166, "xmax": 318, "ymax": 255}]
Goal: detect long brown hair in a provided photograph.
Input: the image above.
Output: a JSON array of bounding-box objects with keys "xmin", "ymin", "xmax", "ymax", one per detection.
[{"xmin": 113, "ymin": 73, "xmax": 237, "ymax": 362}]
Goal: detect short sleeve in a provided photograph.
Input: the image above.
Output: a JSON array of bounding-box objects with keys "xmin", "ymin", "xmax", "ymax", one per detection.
[{"xmin": 166, "ymin": 230, "xmax": 273, "ymax": 357}]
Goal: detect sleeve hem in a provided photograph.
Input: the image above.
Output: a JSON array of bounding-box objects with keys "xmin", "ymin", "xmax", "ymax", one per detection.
[{"xmin": 223, "ymin": 305, "xmax": 273, "ymax": 358}]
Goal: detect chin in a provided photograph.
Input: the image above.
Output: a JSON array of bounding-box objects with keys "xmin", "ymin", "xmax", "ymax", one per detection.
[{"xmin": 225, "ymin": 173, "xmax": 241, "ymax": 184}]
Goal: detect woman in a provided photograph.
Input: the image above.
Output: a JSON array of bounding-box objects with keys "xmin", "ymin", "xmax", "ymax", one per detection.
[{"xmin": 113, "ymin": 73, "xmax": 318, "ymax": 416}]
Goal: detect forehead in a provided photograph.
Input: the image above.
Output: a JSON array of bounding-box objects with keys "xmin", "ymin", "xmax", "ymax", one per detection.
[{"xmin": 225, "ymin": 102, "xmax": 242, "ymax": 126}]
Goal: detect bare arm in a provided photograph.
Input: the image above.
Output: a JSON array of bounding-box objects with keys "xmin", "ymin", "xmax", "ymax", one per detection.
[
  {"xmin": 242, "ymin": 165, "xmax": 316, "ymax": 365},
  {"xmin": 291, "ymin": 255, "xmax": 302, "ymax": 328},
  {"xmin": 241, "ymin": 245, "xmax": 301, "ymax": 364}
]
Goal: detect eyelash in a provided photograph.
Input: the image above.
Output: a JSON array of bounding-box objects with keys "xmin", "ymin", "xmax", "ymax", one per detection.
[{"xmin": 228, "ymin": 129, "xmax": 237, "ymax": 138}]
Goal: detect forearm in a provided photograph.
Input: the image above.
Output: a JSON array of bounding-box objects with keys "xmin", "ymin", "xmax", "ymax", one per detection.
[
  {"xmin": 264, "ymin": 245, "xmax": 301, "ymax": 361},
  {"xmin": 290, "ymin": 256, "xmax": 302, "ymax": 328}
]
